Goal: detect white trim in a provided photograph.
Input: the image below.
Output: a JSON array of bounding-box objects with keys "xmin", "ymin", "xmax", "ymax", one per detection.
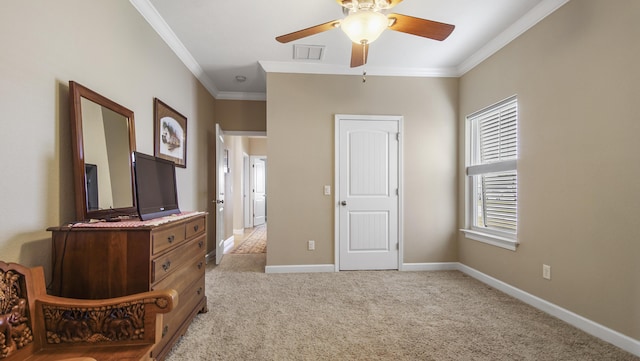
[
  {"xmin": 129, "ymin": 0, "xmax": 265, "ymax": 101},
  {"xmin": 397, "ymin": 119, "xmax": 404, "ymax": 271},
  {"xmin": 215, "ymin": 91, "xmax": 266, "ymax": 101},
  {"xmin": 265, "ymin": 264, "xmax": 335, "ymax": 274},
  {"xmin": 460, "ymin": 229, "xmax": 518, "ymax": 251},
  {"xmin": 457, "ymin": 0, "xmax": 571, "ymax": 75},
  {"xmin": 458, "ymin": 263, "xmax": 640, "ymax": 357},
  {"xmin": 223, "ymin": 235, "xmax": 235, "ymax": 254},
  {"xmin": 233, "ymin": 228, "xmax": 244, "ymax": 236},
  {"xmin": 259, "ymin": 61, "xmax": 458, "ymax": 78},
  {"xmin": 401, "ymin": 262, "xmax": 459, "ymax": 272},
  {"xmin": 249, "ymin": 155, "xmax": 268, "ymax": 229},
  {"xmin": 205, "ymin": 250, "xmax": 216, "ymax": 264},
  {"xmin": 334, "ymin": 114, "xmax": 404, "ymax": 272},
  {"xmin": 467, "ymin": 159, "xmax": 517, "ymax": 176},
  {"xmin": 132, "ymin": 0, "xmax": 568, "ymax": 97},
  {"xmin": 129, "ymin": 0, "xmax": 218, "ymax": 97},
  {"xmin": 223, "ymin": 131, "xmax": 267, "ymax": 137},
  {"xmin": 334, "ymin": 122, "xmax": 340, "ymax": 273}
]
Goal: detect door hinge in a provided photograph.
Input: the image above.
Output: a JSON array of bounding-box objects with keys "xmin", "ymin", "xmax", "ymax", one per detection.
[
  {"xmin": 396, "ymin": 243, "xmax": 399, "ymax": 250},
  {"xmin": 395, "ymin": 188, "xmax": 399, "ymax": 196},
  {"xmin": 396, "ymin": 132, "xmax": 400, "ymax": 141}
]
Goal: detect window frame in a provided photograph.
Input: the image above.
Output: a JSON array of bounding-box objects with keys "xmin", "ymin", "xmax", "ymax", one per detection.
[{"xmin": 461, "ymin": 96, "xmax": 519, "ymax": 251}]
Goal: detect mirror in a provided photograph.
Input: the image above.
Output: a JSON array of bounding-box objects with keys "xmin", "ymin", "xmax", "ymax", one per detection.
[{"xmin": 69, "ymin": 81, "xmax": 137, "ymax": 221}]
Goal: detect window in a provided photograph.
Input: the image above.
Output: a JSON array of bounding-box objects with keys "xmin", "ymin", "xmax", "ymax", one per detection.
[{"xmin": 462, "ymin": 96, "xmax": 518, "ymax": 250}]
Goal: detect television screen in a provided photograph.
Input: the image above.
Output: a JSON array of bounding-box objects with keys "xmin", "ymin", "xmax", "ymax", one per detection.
[{"xmin": 133, "ymin": 151, "xmax": 180, "ymax": 221}]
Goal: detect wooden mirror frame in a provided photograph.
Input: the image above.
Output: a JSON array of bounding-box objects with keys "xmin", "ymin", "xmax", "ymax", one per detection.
[{"xmin": 69, "ymin": 81, "xmax": 137, "ymax": 221}]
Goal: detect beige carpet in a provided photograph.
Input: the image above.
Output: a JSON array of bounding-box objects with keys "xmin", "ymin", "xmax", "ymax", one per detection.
[
  {"xmin": 230, "ymin": 224, "xmax": 266, "ymax": 254},
  {"xmin": 165, "ymin": 254, "xmax": 638, "ymax": 360}
]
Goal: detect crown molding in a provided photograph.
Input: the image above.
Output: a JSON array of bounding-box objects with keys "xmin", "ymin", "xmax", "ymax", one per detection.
[
  {"xmin": 259, "ymin": 61, "xmax": 459, "ymax": 78},
  {"xmin": 131, "ymin": 0, "xmax": 570, "ymax": 100},
  {"xmin": 215, "ymin": 91, "xmax": 267, "ymax": 101},
  {"xmin": 456, "ymin": 0, "xmax": 571, "ymax": 75},
  {"xmin": 129, "ymin": 0, "xmax": 221, "ymax": 97}
]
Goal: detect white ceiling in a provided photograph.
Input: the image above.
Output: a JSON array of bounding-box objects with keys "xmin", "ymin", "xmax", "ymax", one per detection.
[{"xmin": 132, "ymin": 0, "xmax": 569, "ymax": 100}]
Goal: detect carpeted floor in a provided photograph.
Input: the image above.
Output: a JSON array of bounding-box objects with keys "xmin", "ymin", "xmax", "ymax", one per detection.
[
  {"xmin": 165, "ymin": 254, "xmax": 638, "ymax": 360},
  {"xmin": 230, "ymin": 224, "xmax": 266, "ymax": 254}
]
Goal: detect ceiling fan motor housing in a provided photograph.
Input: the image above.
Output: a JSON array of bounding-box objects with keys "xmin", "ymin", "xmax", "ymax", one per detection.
[{"xmin": 339, "ymin": 0, "xmax": 393, "ymax": 12}]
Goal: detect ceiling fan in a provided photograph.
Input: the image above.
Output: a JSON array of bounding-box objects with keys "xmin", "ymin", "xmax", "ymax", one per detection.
[{"xmin": 276, "ymin": 0, "xmax": 455, "ymax": 68}]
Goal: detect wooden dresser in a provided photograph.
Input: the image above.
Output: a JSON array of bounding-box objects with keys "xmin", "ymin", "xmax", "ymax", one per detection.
[{"xmin": 49, "ymin": 212, "xmax": 207, "ymax": 361}]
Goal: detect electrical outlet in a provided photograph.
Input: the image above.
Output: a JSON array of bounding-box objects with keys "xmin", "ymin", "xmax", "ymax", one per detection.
[
  {"xmin": 542, "ymin": 264, "xmax": 551, "ymax": 280},
  {"xmin": 308, "ymin": 240, "xmax": 315, "ymax": 251},
  {"xmin": 324, "ymin": 185, "xmax": 331, "ymax": 195}
]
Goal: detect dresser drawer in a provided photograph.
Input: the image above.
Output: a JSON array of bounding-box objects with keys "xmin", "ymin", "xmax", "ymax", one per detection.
[
  {"xmin": 151, "ymin": 235, "xmax": 205, "ymax": 283},
  {"xmin": 152, "ymin": 254, "xmax": 205, "ymax": 294},
  {"xmin": 154, "ymin": 274, "xmax": 206, "ymax": 357},
  {"xmin": 152, "ymin": 223, "xmax": 186, "ymax": 255},
  {"xmin": 185, "ymin": 217, "xmax": 206, "ymax": 239}
]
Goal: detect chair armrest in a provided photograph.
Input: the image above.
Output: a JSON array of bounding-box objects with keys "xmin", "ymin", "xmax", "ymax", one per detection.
[{"xmin": 33, "ymin": 289, "xmax": 178, "ymax": 348}]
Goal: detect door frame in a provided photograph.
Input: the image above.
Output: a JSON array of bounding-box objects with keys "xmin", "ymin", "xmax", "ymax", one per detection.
[
  {"xmin": 243, "ymin": 153, "xmax": 251, "ymax": 228},
  {"xmin": 215, "ymin": 123, "xmax": 226, "ymax": 265},
  {"xmin": 334, "ymin": 114, "xmax": 404, "ymax": 272},
  {"xmin": 249, "ymin": 155, "xmax": 267, "ymax": 228}
]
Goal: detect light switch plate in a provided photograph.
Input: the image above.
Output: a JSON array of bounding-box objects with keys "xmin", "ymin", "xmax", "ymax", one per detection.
[{"xmin": 324, "ymin": 185, "xmax": 331, "ymax": 195}]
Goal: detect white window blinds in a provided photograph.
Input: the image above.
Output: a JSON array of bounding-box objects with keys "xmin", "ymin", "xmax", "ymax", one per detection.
[{"xmin": 467, "ymin": 96, "xmax": 518, "ymax": 234}]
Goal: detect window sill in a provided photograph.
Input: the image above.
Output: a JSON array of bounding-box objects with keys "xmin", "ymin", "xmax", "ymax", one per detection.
[{"xmin": 460, "ymin": 229, "xmax": 519, "ymax": 251}]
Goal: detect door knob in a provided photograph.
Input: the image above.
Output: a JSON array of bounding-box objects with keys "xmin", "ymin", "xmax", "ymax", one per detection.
[{"xmin": 341, "ymin": 201, "xmax": 347, "ymax": 206}]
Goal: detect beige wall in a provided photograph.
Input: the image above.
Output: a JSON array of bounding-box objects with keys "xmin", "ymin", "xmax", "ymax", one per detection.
[
  {"xmin": 267, "ymin": 73, "xmax": 458, "ymax": 266},
  {"xmin": 458, "ymin": 0, "xmax": 640, "ymax": 340},
  {"xmin": 249, "ymin": 137, "xmax": 267, "ymax": 155},
  {"xmin": 0, "ymin": 0, "xmax": 215, "ymax": 274},
  {"xmin": 232, "ymin": 137, "xmax": 250, "ymax": 232},
  {"xmin": 215, "ymin": 99, "xmax": 267, "ymax": 132}
]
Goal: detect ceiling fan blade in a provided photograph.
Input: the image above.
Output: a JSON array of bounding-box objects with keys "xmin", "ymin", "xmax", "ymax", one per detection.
[
  {"xmin": 276, "ymin": 20, "xmax": 341, "ymax": 43},
  {"xmin": 387, "ymin": 13, "xmax": 455, "ymax": 41},
  {"xmin": 350, "ymin": 42, "xmax": 369, "ymax": 68}
]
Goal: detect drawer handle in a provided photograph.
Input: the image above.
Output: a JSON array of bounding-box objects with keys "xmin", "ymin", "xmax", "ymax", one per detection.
[
  {"xmin": 193, "ymin": 224, "xmax": 199, "ymax": 232},
  {"xmin": 162, "ymin": 325, "xmax": 169, "ymax": 338},
  {"xmin": 197, "ymin": 261, "xmax": 204, "ymax": 270},
  {"xmin": 197, "ymin": 287, "xmax": 203, "ymax": 296},
  {"xmin": 167, "ymin": 235, "xmax": 175, "ymax": 243},
  {"xmin": 198, "ymin": 240, "xmax": 204, "ymax": 248},
  {"xmin": 162, "ymin": 260, "xmax": 171, "ymax": 272}
]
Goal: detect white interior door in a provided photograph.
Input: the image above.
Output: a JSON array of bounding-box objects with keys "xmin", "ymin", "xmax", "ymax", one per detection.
[
  {"xmin": 336, "ymin": 115, "xmax": 401, "ymax": 270},
  {"xmin": 215, "ymin": 124, "xmax": 225, "ymax": 265},
  {"xmin": 251, "ymin": 156, "xmax": 266, "ymax": 226},
  {"xmin": 243, "ymin": 153, "xmax": 251, "ymax": 228}
]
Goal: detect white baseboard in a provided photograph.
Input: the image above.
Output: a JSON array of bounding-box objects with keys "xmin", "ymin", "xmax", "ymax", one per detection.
[
  {"xmin": 457, "ymin": 263, "xmax": 640, "ymax": 357},
  {"xmin": 401, "ymin": 262, "xmax": 459, "ymax": 271},
  {"xmin": 265, "ymin": 264, "xmax": 335, "ymax": 274},
  {"xmin": 205, "ymin": 250, "xmax": 216, "ymax": 264},
  {"xmin": 223, "ymin": 235, "xmax": 234, "ymax": 254}
]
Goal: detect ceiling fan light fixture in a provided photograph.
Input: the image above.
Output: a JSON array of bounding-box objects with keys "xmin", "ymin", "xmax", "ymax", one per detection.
[{"xmin": 340, "ymin": 10, "xmax": 388, "ymax": 44}]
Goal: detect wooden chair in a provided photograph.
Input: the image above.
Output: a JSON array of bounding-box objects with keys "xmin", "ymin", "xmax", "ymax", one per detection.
[{"xmin": 0, "ymin": 261, "xmax": 177, "ymax": 361}]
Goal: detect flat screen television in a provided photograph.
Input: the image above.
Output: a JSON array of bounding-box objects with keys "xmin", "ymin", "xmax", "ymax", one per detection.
[{"xmin": 133, "ymin": 151, "xmax": 180, "ymax": 221}]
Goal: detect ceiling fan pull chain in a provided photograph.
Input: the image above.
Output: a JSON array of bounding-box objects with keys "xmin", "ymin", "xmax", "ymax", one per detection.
[{"xmin": 362, "ymin": 41, "xmax": 367, "ymax": 83}]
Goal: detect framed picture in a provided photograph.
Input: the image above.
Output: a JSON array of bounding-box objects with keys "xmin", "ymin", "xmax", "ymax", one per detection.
[{"xmin": 154, "ymin": 98, "xmax": 187, "ymax": 168}]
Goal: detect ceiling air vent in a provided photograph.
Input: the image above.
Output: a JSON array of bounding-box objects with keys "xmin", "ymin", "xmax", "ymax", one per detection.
[{"xmin": 293, "ymin": 44, "xmax": 325, "ymax": 61}]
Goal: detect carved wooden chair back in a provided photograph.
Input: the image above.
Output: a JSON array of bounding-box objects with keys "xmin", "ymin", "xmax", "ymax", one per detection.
[{"xmin": 0, "ymin": 261, "xmax": 38, "ymax": 360}]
